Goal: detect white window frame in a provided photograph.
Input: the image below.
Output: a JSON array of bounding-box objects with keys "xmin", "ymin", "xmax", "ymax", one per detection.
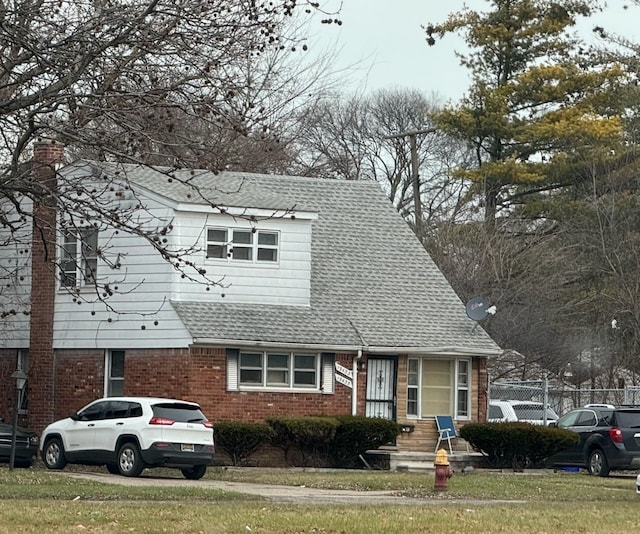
[
  {"xmin": 205, "ymin": 227, "xmax": 279, "ymax": 264},
  {"xmin": 230, "ymin": 350, "xmax": 322, "ymax": 391},
  {"xmin": 105, "ymin": 350, "xmax": 125, "ymax": 397},
  {"xmin": 406, "ymin": 357, "xmax": 472, "ymax": 420},
  {"xmin": 60, "ymin": 227, "xmax": 98, "ymax": 288}
]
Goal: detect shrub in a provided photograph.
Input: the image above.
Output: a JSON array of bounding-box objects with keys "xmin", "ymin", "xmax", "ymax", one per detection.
[
  {"xmin": 331, "ymin": 415, "xmax": 401, "ymax": 468},
  {"xmin": 460, "ymin": 422, "xmax": 579, "ymax": 470},
  {"xmin": 266, "ymin": 416, "xmax": 339, "ymax": 467},
  {"xmin": 214, "ymin": 421, "xmax": 274, "ymax": 466}
]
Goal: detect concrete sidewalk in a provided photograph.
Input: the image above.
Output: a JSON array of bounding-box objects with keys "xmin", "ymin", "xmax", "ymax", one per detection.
[{"xmin": 59, "ymin": 471, "xmax": 458, "ymax": 505}]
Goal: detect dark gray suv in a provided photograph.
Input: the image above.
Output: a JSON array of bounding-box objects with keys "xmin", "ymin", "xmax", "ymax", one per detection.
[{"xmin": 549, "ymin": 406, "xmax": 640, "ymax": 476}]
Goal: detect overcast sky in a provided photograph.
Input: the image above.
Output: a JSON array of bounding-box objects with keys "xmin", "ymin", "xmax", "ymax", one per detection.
[{"xmin": 309, "ymin": 0, "xmax": 639, "ymax": 102}]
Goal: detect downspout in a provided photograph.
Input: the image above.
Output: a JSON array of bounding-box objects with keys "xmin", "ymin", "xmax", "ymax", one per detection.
[
  {"xmin": 348, "ymin": 318, "xmax": 368, "ymax": 417},
  {"xmin": 352, "ymin": 349, "xmax": 362, "ymax": 416}
]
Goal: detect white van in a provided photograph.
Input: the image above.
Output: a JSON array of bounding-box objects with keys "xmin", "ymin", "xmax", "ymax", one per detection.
[{"xmin": 488, "ymin": 400, "xmax": 559, "ymax": 425}]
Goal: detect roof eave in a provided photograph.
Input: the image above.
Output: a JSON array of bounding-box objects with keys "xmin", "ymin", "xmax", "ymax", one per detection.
[{"xmin": 191, "ymin": 337, "xmax": 499, "ymax": 357}]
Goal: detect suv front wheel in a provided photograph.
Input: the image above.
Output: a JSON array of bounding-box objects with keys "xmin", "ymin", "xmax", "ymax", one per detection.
[
  {"xmin": 588, "ymin": 448, "xmax": 610, "ymax": 477},
  {"xmin": 43, "ymin": 438, "xmax": 67, "ymax": 470},
  {"xmin": 117, "ymin": 442, "xmax": 145, "ymax": 477}
]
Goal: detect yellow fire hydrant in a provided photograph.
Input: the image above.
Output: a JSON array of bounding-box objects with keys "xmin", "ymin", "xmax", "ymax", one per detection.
[{"xmin": 434, "ymin": 448, "xmax": 453, "ymax": 491}]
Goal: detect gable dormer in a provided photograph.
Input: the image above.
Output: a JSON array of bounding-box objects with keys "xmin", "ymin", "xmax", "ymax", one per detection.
[{"xmin": 171, "ymin": 204, "xmax": 318, "ymax": 307}]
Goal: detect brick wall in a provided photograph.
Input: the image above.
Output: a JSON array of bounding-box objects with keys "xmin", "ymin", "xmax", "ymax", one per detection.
[
  {"xmin": 28, "ymin": 342, "xmax": 490, "ymax": 456},
  {"xmin": 41, "ymin": 347, "xmax": 355, "ymax": 430},
  {"xmin": 189, "ymin": 347, "xmax": 354, "ymax": 423},
  {"xmin": 54, "ymin": 350, "xmax": 105, "ymax": 420},
  {"xmin": 124, "ymin": 348, "xmax": 191, "ymax": 399}
]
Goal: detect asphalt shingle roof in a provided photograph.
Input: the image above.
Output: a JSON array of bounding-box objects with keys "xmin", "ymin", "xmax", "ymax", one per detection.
[{"xmin": 90, "ymin": 162, "xmax": 501, "ymax": 355}]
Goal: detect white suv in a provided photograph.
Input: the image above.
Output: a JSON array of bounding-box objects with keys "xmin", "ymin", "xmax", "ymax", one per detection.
[
  {"xmin": 40, "ymin": 397, "xmax": 214, "ymax": 479},
  {"xmin": 488, "ymin": 400, "xmax": 559, "ymax": 425}
]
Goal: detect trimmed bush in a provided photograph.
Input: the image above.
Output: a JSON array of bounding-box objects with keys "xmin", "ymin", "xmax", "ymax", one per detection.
[
  {"xmin": 214, "ymin": 421, "xmax": 274, "ymax": 466},
  {"xmin": 331, "ymin": 415, "xmax": 401, "ymax": 468},
  {"xmin": 460, "ymin": 422, "xmax": 579, "ymax": 470},
  {"xmin": 266, "ymin": 416, "xmax": 339, "ymax": 467}
]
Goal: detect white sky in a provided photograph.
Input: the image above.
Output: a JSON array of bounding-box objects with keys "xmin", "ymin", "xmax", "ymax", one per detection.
[{"xmin": 308, "ymin": 0, "xmax": 640, "ymax": 102}]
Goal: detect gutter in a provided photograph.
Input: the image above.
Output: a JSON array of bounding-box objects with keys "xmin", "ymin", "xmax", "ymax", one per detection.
[{"xmin": 192, "ymin": 337, "xmax": 500, "ymax": 357}]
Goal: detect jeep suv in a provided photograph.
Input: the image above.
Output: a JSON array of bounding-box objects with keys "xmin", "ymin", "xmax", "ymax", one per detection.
[
  {"xmin": 40, "ymin": 397, "xmax": 214, "ymax": 479},
  {"xmin": 549, "ymin": 405, "xmax": 640, "ymax": 476}
]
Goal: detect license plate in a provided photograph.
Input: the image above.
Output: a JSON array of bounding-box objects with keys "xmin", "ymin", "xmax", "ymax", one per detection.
[{"xmin": 181, "ymin": 444, "xmax": 195, "ymax": 452}]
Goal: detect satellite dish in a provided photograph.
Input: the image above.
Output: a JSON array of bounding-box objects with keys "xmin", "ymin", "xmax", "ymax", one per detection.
[{"xmin": 466, "ymin": 296, "xmax": 491, "ymax": 321}]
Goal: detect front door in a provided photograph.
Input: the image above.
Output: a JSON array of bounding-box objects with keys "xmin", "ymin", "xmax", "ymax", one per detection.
[{"xmin": 365, "ymin": 356, "xmax": 397, "ymax": 420}]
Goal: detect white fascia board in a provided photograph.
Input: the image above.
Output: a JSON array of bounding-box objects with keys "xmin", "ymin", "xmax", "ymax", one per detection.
[
  {"xmin": 175, "ymin": 203, "xmax": 318, "ymax": 221},
  {"xmin": 126, "ymin": 182, "xmax": 318, "ymax": 221},
  {"xmin": 365, "ymin": 345, "xmax": 500, "ymax": 357},
  {"xmin": 192, "ymin": 338, "xmax": 361, "ymax": 352},
  {"xmin": 191, "ymin": 338, "xmax": 499, "ymax": 357}
]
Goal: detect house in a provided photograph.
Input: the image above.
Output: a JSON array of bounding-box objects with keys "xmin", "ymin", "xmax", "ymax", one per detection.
[{"xmin": 0, "ymin": 141, "xmax": 501, "ymax": 457}]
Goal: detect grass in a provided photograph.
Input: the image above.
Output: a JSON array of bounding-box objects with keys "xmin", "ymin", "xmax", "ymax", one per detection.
[
  {"xmin": 207, "ymin": 466, "xmax": 640, "ymax": 501},
  {"xmin": 0, "ymin": 466, "xmax": 639, "ymax": 533}
]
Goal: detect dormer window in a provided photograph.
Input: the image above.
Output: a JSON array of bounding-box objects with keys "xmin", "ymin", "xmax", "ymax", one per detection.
[
  {"xmin": 60, "ymin": 228, "xmax": 98, "ymax": 288},
  {"xmin": 206, "ymin": 227, "xmax": 279, "ymax": 263}
]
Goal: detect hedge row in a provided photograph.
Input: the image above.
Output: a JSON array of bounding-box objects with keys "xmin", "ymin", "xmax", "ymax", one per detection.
[
  {"xmin": 214, "ymin": 416, "xmax": 402, "ymax": 468},
  {"xmin": 459, "ymin": 422, "xmax": 579, "ymax": 470}
]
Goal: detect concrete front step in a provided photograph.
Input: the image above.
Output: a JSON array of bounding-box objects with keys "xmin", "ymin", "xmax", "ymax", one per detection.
[{"xmin": 364, "ymin": 449, "xmax": 487, "ymax": 473}]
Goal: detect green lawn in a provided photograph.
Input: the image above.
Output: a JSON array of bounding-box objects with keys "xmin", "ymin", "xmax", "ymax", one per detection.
[{"xmin": 0, "ymin": 466, "xmax": 638, "ymax": 533}]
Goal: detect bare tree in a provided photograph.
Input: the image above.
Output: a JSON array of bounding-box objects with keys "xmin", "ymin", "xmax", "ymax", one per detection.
[
  {"xmin": 293, "ymin": 88, "xmax": 473, "ymax": 237},
  {"xmin": 0, "ymin": 0, "xmax": 342, "ymax": 320}
]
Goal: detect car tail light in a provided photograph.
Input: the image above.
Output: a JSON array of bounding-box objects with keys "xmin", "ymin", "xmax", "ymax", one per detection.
[
  {"xmin": 609, "ymin": 427, "xmax": 624, "ymax": 443},
  {"xmin": 149, "ymin": 417, "xmax": 175, "ymax": 426},
  {"xmin": 203, "ymin": 422, "xmax": 213, "ymax": 429}
]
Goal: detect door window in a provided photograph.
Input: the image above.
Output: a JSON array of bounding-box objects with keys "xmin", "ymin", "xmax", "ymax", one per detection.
[{"xmin": 78, "ymin": 402, "xmax": 106, "ymax": 421}]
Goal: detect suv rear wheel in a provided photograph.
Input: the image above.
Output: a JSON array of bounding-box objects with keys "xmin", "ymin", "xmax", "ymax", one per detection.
[
  {"xmin": 117, "ymin": 442, "xmax": 145, "ymax": 477},
  {"xmin": 43, "ymin": 438, "xmax": 67, "ymax": 470},
  {"xmin": 588, "ymin": 448, "xmax": 610, "ymax": 477},
  {"xmin": 106, "ymin": 463, "xmax": 119, "ymax": 475},
  {"xmin": 181, "ymin": 465, "xmax": 207, "ymax": 480}
]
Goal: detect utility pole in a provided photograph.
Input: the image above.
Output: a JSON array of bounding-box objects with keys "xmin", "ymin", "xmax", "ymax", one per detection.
[{"xmin": 384, "ymin": 128, "xmax": 436, "ymax": 240}]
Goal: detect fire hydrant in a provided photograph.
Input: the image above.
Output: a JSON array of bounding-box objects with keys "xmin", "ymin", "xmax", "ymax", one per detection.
[{"xmin": 434, "ymin": 448, "xmax": 453, "ymax": 491}]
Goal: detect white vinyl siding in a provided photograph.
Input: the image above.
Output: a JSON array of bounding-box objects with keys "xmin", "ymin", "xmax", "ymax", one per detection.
[
  {"xmin": 42, "ymin": 163, "xmax": 315, "ymax": 350},
  {"xmin": 174, "ymin": 211, "xmax": 312, "ymax": 306},
  {"xmin": 0, "ymin": 195, "xmax": 32, "ymax": 348},
  {"xmin": 52, "ymin": 167, "xmax": 193, "ymax": 349}
]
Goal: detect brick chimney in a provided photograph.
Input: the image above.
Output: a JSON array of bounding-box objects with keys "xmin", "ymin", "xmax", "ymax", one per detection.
[{"xmin": 28, "ymin": 139, "xmax": 64, "ymax": 431}]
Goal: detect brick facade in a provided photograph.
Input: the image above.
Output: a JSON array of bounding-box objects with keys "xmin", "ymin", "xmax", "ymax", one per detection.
[
  {"xmin": 190, "ymin": 348, "xmax": 354, "ymax": 423},
  {"xmin": 23, "ymin": 347, "xmax": 357, "ymax": 433}
]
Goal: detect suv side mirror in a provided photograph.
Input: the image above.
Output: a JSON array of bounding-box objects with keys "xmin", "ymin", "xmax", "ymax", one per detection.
[{"xmin": 70, "ymin": 412, "xmax": 80, "ymax": 421}]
